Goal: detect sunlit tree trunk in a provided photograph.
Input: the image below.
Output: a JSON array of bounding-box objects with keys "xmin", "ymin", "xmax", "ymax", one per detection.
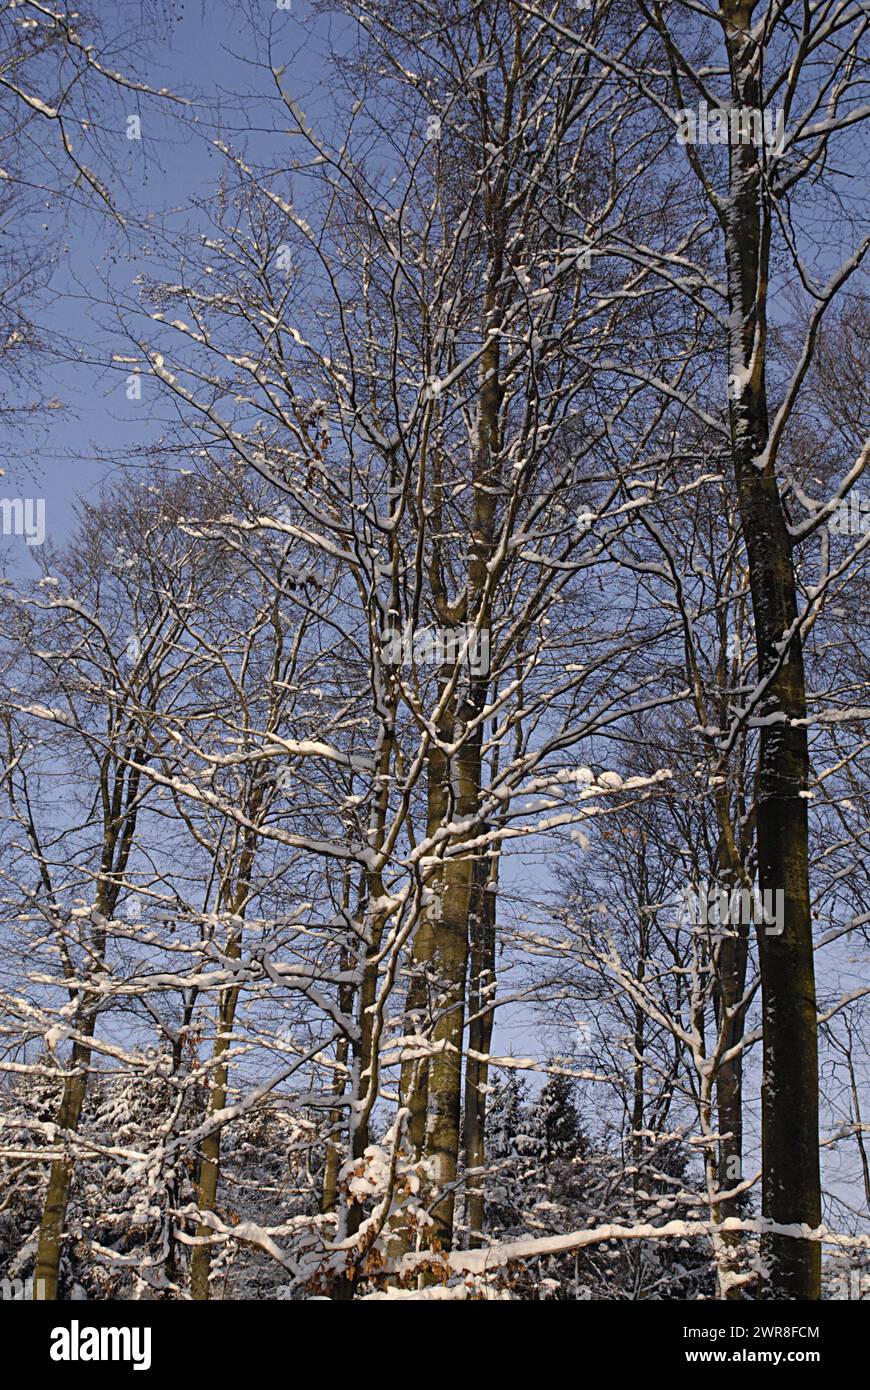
[{"xmin": 190, "ymin": 954, "xmax": 241, "ymax": 1300}]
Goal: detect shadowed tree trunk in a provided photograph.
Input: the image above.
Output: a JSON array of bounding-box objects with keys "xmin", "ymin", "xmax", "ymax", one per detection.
[
  {"xmin": 720, "ymin": 0, "xmax": 821, "ymax": 1299},
  {"xmin": 713, "ymin": 903, "xmax": 750, "ymax": 1299},
  {"xmin": 190, "ymin": 781, "xmax": 268, "ymax": 1301}
]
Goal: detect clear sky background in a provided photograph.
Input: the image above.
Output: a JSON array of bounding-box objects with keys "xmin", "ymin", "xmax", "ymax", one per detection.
[{"xmin": 1, "ymin": 1, "xmax": 344, "ymax": 568}]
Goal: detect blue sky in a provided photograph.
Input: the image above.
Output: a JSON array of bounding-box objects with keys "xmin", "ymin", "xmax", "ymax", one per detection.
[{"xmin": 1, "ymin": 1, "xmax": 345, "ymax": 571}]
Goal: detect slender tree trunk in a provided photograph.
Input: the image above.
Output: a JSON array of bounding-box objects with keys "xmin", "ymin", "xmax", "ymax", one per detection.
[
  {"xmin": 714, "ymin": 914, "xmax": 749, "ymax": 1298},
  {"xmin": 190, "ymin": 970, "xmax": 241, "ymax": 1300},
  {"xmin": 631, "ymin": 985, "xmax": 646, "ymax": 1181},
  {"xmin": 320, "ymin": 923, "xmax": 357, "ymax": 1214},
  {"xmin": 331, "ymin": 897, "xmax": 387, "ymax": 1298},
  {"xmin": 462, "ymin": 843, "xmax": 496, "ymax": 1246},
  {"xmin": 321, "ymin": 1029, "xmax": 351, "ymax": 1216},
  {"xmin": 332, "ymin": 706, "xmax": 397, "ymax": 1298},
  {"xmin": 630, "ymin": 841, "xmax": 649, "ymax": 1185},
  {"xmin": 188, "ymin": 802, "xmax": 266, "ymax": 1300}
]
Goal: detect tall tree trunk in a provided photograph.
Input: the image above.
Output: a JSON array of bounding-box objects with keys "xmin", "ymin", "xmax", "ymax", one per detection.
[{"xmin": 721, "ymin": 0, "xmax": 821, "ymax": 1299}]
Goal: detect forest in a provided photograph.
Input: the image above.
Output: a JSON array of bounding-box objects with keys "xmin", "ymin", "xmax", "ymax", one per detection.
[{"xmin": 0, "ymin": 0, "xmax": 868, "ymax": 1305}]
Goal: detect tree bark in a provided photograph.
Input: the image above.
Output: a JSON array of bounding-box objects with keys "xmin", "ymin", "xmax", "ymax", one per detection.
[{"xmin": 721, "ymin": 0, "xmax": 821, "ymax": 1299}]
